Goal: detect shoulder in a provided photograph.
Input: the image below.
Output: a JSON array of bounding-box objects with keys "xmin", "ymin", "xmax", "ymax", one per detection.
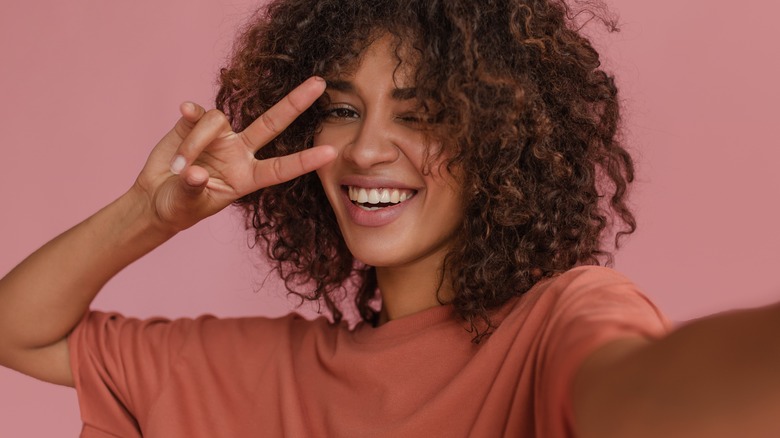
[
  {"xmin": 71, "ymin": 310, "xmax": 340, "ymax": 358},
  {"xmin": 499, "ymin": 265, "xmax": 670, "ymax": 336},
  {"xmin": 526, "ymin": 265, "xmax": 656, "ymax": 311},
  {"xmin": 539, "ymin": 265, "xmax": 638, "ymax": 293},
  {"xmin": 483, "ymin": 266, "xmax": 670, "ymax": 436}
]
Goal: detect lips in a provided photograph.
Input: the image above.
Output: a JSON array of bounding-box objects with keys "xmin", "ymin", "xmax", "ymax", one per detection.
[{"xmin": 335, "ymin": 183, "xmax": 418, "ymax": 227}]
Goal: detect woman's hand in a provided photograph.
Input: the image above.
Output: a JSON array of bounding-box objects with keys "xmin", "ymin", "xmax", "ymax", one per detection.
[
  {"xmin": 0, "ymin": 77, "xmax": 335, "ymax": 386},
  {"xmin": 134, "ymin": 76, "xmax": 336, "ymax": 232}
]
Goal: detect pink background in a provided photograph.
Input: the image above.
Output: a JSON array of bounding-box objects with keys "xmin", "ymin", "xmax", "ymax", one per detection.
[{"xmin": 1, "ymin": 0, "xmax": 778, "ymax": 435}]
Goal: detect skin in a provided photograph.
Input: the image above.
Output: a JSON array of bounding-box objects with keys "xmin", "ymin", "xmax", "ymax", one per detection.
[
  {"xmin": 574, "ymin": 306, "xmax": 780, "ymax": 438},
  {"xmin": 0, "ymin": 77, "xmax": 336, "ymax": 386},
  {"xmin": 1, "ymin": 35, "xmax": 780, "ymax": 438},
  {"xmin": 315, "ymin": 36, "xmax": 463, "ymax": 324}
]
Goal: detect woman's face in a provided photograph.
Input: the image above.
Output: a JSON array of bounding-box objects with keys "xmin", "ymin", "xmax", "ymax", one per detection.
[{"xmin": 315, "ymin": 35, "xmax": 464, "ymax": 271}]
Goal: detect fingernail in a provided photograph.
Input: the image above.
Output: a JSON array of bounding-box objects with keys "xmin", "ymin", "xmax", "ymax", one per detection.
[
  {"xmin": 313, "ymin": 76, "xmax": 325, "ymax": 83},
  {"xmin": 170, "ymin": 155, "xmax": 186, "ymax": 174},
  {"xmin": 182, "ymin": 102, "xmax": 195, "ymax": 112}
]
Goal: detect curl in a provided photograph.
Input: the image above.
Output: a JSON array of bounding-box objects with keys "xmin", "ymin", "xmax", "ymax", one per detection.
[{"xmin": 217, "ymin": 0, "xmax": 634, "ymax": 342}]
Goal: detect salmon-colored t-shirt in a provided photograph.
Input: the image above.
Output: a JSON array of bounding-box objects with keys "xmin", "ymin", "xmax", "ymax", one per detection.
[{"xmin": 68, "ymin": 266, "xmax": 670, "ymax": 437}]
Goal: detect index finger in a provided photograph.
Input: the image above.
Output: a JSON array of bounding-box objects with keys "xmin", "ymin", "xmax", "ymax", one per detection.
[
  {"xmin": 251, "ymin": 144, "xmax": 337, "ymax": 190},
  {"xmin": 239, "ymin": 76, "xmax": 326, "ymax": 152}
]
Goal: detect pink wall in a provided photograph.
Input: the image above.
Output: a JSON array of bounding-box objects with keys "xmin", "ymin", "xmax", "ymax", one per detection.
[{"xmin": 1, "ymin": 0, "xmax": 778, "ymax": 435}]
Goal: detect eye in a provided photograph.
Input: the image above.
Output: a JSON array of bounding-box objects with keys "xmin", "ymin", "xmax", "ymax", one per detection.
[
  {"xmin": 398, "ymin": 114, "xmax": 424, "ymax": 124},
  {"xmin": 323, "ymin": 105, "xmax": 359, "ymax": 121},
  {"xmin": 396, "ymin": 112, "xmax": 439, "ymax": 128}
]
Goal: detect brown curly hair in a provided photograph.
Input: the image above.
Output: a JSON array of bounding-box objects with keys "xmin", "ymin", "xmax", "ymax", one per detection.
[{"xmin": 216, "ymin": 0, "xmax": 634, "ymax": 341}]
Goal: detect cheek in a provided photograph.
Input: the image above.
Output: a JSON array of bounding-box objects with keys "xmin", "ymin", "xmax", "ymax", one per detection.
[
  {"xmin": 315, "ymin": 164, "xmax": 340, "ymax": 208},
  {"xmin": 425, "ymin": 154, "xmax": 463, "ymax": 190},
  {"xmin": 406, "ymin": 138, "xmax": 452, "ymax": 175},
  {"xmin": 314, "ymin": 122, "xmax": 354, "ymax": 146},
  {"xmin": 315, "ymin": 166, "xmax": 331, "ymax": 194},
  {"xmin": 428, "ymin": 166, "xmax": 466, "ymax": 218}
]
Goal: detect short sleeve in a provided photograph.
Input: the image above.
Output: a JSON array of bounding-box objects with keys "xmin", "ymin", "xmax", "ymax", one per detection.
[
  {"xmin": 532, "ymin": 267, "xmax": 672, "ymax": 436},
  {"xmin": 67, "ymin": 311, "xmax": 203, "ymax": 437}
]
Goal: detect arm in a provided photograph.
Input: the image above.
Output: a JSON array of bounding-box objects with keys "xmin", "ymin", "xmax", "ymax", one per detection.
[
  {"xmin": 0, "ymin": 186, "xmax": 172, "ymax": 387},
  {"xmin": 573, "ymin": 303, "xmax": 780, "ymax": 438},
  {"xmin": 0, "ymin": 77, "xmax": 335, "ymax": 387}
]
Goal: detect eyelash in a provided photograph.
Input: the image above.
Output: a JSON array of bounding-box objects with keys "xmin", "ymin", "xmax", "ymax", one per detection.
[
  {"xmin": 323, "ymin": 106, "xmax": 359, "ymax": 120},
  {"xmin": 398, "ymin": 115, "xmax": 423, "ymax": 124}
]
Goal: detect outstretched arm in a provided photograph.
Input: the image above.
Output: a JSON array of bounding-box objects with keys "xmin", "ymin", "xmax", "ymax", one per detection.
[
  {"xmin": 0, "ymin": 77, "xmax": 335, "ymax": 387},
  {"xmin": 573, "ymin": 302, "xmax": 780, "ymax": 438}
]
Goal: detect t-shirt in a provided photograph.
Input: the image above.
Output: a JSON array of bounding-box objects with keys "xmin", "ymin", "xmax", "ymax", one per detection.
[{"xmin": 68, "ymin": 266, "xmax": 671, "ymax": 437}]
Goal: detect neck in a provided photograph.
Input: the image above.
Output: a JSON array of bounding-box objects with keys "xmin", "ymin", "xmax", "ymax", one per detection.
[{"xmin": 375, "ymin": 248, "xmax": 454, "ymax": 325}]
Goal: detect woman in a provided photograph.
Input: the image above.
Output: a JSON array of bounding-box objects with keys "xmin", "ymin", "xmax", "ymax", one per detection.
[{"xmin": 1, "ymin": 0, "xmax": 778, "ymax": 437}]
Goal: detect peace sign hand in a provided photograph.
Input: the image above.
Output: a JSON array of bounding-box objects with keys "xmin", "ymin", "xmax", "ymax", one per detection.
[{"xmin": 134, "ymin": 77, "xmax": 336, "ymax": 233}]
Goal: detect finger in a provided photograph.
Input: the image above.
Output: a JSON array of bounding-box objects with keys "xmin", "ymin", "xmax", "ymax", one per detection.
[
  {"xmin": 169, "ymin": 109, "xmax": 231, "ymax": 174},
  {"xmin": 239, "ymin": 76, "xmax": 326, "ymax": 153},
  {"xmin": 180, "ymin": 165, "xmax": 210, "ymax": 190},
  {"xmin": 252, "ymin": 145, "xmax": 337, "ymax": 189},
  {"xmin": 180, "ymin": 102, "xmax": 207, "ymax": 123},
  {"xmin": 172, "ymin": 102, "xmax": 207, "ymax": 140},
  {"xmin": 169, "ymin": 166, "xmax": 209, "ymax": 211},
  {"xmin": 149, "ymin": 102, "xmax": 206, "ymax": 173}
]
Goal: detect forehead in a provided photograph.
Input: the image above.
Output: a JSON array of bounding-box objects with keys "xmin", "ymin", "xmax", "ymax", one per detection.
[{"xmin": 325, "ymin": 33, "xmax": 419, "ymax": 87}]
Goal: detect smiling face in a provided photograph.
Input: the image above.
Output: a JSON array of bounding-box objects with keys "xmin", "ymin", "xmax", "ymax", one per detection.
[{"xmin": 314, "ymin": 35, "xmax": 464, "ymax": 275}]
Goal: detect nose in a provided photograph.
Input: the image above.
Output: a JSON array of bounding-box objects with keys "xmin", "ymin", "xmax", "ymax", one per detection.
[{"xmin": 341, "ymin": 114, "xmax": 400, "ymax": 169}]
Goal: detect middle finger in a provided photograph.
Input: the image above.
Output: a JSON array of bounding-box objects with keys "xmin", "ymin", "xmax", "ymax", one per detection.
[{"xmin": 238, "ymin": 76, "xmax": 326, "ymax": 153}]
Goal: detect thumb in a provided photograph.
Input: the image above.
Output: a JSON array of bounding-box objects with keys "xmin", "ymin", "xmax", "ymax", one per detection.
[
  {"xmin": 176, "ymin": 166, "xmax": 209, "ymax": 197},
  {"xmin": 156, "ymin": 166, "xmax": 211, "ymax": 230}
]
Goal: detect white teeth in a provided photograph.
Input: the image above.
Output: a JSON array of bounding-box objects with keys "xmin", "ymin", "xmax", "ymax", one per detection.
[
  {"xmin": 368, "ymin": 189, "xmax": 380, "ymax": 204},
  {"xmin": 357, "ymin": 188, "xmax": 368, "ymax": 203},
  {"xmin": 347, "ymin": 186, "xmax": 415, "ymax": 206}
]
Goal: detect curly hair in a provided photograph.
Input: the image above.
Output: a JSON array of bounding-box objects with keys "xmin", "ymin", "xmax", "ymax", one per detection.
[{"xmin": 216, "ymin": 0, "xmax": 634, "ymax": 341}]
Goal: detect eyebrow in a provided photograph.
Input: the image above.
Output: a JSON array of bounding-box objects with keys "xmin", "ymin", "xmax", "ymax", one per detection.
[
  {"xmin": 326, "ymin": 79, "xmax": 418, "ymax": 101},
  {"xmin": 391, "ymin": 87, "xmax": 417, "ymax": 101}
]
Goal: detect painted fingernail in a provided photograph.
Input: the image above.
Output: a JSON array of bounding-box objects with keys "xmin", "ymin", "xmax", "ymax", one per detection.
[{"xmin": 170, "ymin": 155, "xmax": 186, "ymax": 174}]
